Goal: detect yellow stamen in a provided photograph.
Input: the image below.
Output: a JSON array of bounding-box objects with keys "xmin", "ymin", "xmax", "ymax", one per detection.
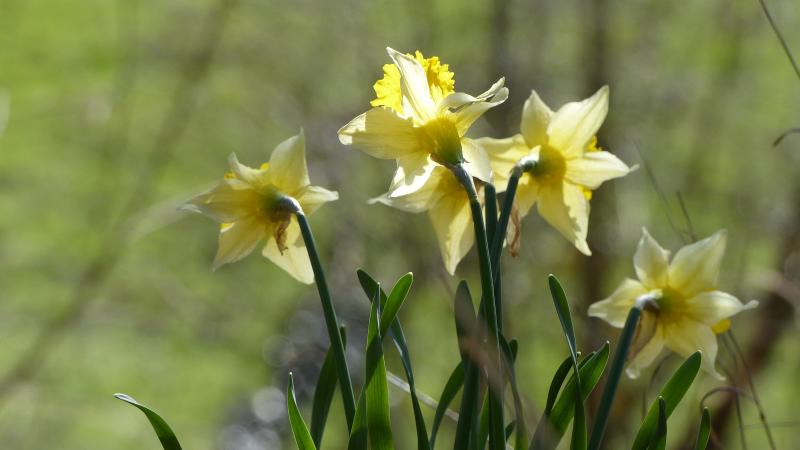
[{"xmin": 712, "ymin": 319, "xmax": 731, "ymax": 334}]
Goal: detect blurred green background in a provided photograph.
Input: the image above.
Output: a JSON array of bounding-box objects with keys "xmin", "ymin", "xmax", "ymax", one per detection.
[{"xmin": 1, "ymin": 0, "xmax": 799, "ymax": 448}]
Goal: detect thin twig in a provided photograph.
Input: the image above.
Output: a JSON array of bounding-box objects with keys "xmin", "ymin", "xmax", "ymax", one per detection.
[
  {"xmin": 635, "ymin": 143, "xmax": 687, "ymax": 244},
  {"xmin": 728, "ymin": 331, "xmax": 777, "ymax": 449},
  {"xmin": 757, "ymin": 0, "xmax": 800, "ymax": 80}
]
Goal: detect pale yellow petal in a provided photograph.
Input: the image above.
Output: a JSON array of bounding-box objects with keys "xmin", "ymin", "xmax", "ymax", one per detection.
[
  {"xmin": 685, "ymin": 291, "xmax": 758, "ymax": 326},
  {"xmin": 520, "ymin": 90, "xmax": 553, "ymax": 147},
  {"xmin": 461, "ymin": 137, "xmax": 493, "ymax": 184},
  {"xmin": 564, "ymin": 150, "xmax": 631, "ymax": 190},
  {"xmin": 295, "ymin": 185, "xmax": 338, "ymax": 216},
  {"xmin": 445, "ymin": 78, "xmax": 508, "ymax": 136},
  {"xmin": 537, "ymin": 181, "xmax": 591, "ymax": 255},
  {"xmin": 387, "ymin": 47, "xmax": 437, "ymax": 122},
  {"xmin": 428, "ymin": 190, "xmax": 474, "ymax": 274},
  {"xmin": 372, "ymin": 166, "xmax": 449, "ymax": 213},
  {"xmin": 228, "ymin": 153, "xmax": 267, "ymax": 186},
  {"xmin": 633, "ymin": 228, "xmax": 670, "ymax": 289},
  {"xmin": 475, "ymin": 134, "xmax": 529, "ymax": 191},
  {"xmin": 262, "ymin": 220, "xmax": 314, "ymax": 284},
  {"xmin": 668, "ymin": 230, "xmax": 727, "ymax": 295},
  {"xmin": 547, "ymin": 86, "xmax": 609, "ymax": 158},
  {"xmin": 338, "ymin": 107, "xmax": 420, "ymax": 159},
  {"xmin": 184, "ymin": 178, "xmax": 259, "ymax": 223},
  {"xmin": 387, "ymin": 152, "xmax": 438, "ymax": 198},
  {"xmin": 588, "ymin": 278, "xmax": 647, "ymax": 328},
  {"xmin": 625, "ymin": 324, "xmax": 664, "ymax": 379},
  {"xmin": 213, "ymin": 217, "xmax": 266, "ymax": 270},
  {"xmin": 663, "ymin": 320, "xmax": 723, "ymax": 379},
  {"xmin": 268, "ymin": 130, "xmax": 310, "ymax": 194},
  {"xmin": 515, "ymin": 175, "xmax": 540, "ymax": 217}
]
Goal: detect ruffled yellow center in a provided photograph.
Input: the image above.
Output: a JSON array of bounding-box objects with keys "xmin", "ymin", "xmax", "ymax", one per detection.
[{"xmin": 371, "ymin": 51, "xmax": 455, "ymax": 114}]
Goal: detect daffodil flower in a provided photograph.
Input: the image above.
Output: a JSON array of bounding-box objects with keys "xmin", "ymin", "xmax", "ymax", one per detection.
[
  {"xmin": 184, "ymin": 131, "xmax": 338, "ymax": 284},
  {"xmin": 371, "ymin": 165, "xmax": 478, "ymax": 274},
  {"xmin": 588, "ymin": 228, "xmax": 758, "ymax": 378},
  {"xmin": 338, "ymin": 47, "xmax": 507, "ymax": 198},
  {"xmin": 477, "ymin": 86, "xmax": 631, "ymax": 255}
]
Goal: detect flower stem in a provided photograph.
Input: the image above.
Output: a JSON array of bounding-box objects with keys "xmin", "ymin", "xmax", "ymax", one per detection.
[
  {"xmin": 587, "ymin": 304, "xmax": 642, "ymax": 450},
  {"xmin": 451, "ymin": 164, "xmax": 505, "ymax": 450},
  {"xmin": 295, "ymin": 211, "xmax": 356, "ymax": 430},
  {"xmin": 490, "ymin": 158, "xmax": 536, "ymax": 283}
]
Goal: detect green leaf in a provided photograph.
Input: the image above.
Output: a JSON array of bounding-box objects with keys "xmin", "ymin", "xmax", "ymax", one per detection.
[
  {"xmin": 365, "ymin": 285, "xmax": 393, "ymax": 450},
  {"xmin": 453, "ymin": 281, "xmax": 480, "ymax": 450},
  {"xmin": 429, "ymin": 361, "xmax": 464, "ymax": 448},
  {"xmin": 693, "ymin": 407, "xmax": 711, "ymax": 450},
  {"xmin": 348, "ymin": 393, "xmax": 368, "ymax": 450},
  {"xmin": 647, "ymin": 397, "xmax": 667, "ymax": 450},
  {"xmin": 548, "ymin": 275, "xmax": 586, "ymax": 450},
  {"xmin": 548, "ymin": 275, "xmax": 578, "ymax": 365},
  {"xmin": 287, "ymin": 374, "xmax": 317, "ymax": 450},
  {"xmin": 114, "ymin": 393, "xmax": 182, "ymax": 450},
  {"xmin": 530, "ymin": 355, "xmax": 575, "ymax": 450},
  {"xmin": 380, "ymin": 272, "xmax": 413, "ymax": 338},
  {"xmin": 588, "ymin": 306, "xmax": 642, "ymax": 450},
  {"xmin": 356, "ymin": 269, "xmax": 430, "ymax": 450},
  {"xmin": 500, "ymin": 336, "xmax": 527, "ymax": 450},
  {"xmin": 550, "ymin": 345, "xmax": 610, "ymax": 433},
  {"xmin": 310, "ymin": 326, "xmax": 347, "ymax": 447},
  {"xmin": 631, "ymin": 352, "xmax": 701, "ymax": 450}
]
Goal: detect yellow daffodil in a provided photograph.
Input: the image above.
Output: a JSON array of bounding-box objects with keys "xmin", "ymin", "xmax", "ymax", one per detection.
[
  {"xmin": 184, "ymin": 131, "xmax": 338, "ymax": 284},
  {"xmin": 477, "ymin": 86, "xmax": 631, "ymax": 255},
  {"xmin": 339, "ymin": 47, "xmax": 507, "ymax": 198},
  {"xmin": 588, "ymin": 228, "xmax": 758, "ymax": 378},
  {"xmin": 371, "ymin": 165, "xmax": 478, "ymax": 274}
]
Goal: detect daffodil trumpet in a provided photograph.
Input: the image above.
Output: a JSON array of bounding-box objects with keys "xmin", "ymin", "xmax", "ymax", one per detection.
[{"xmin": 449, "ymin": 163, "xmax": 505, "ymax": 450}]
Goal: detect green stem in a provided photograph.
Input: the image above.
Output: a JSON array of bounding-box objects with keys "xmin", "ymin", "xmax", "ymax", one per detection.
[
  {"xmin": 490, "ymin": 158, "xmax": 536, "ymax": 283},
  {"xmin": 484, "ymin": 184, "xmax": 503, "ymax": 332},
  {"xmin": 295, "ymin": 211, "xmax": 356, "ymax": 430},
  {"xmin": 587, "ymin": 304, "xmax": 642, "ymax": 450},
  {"xmin": 451, "ymin": 164, "xmax": 505, "ymax": 450}
]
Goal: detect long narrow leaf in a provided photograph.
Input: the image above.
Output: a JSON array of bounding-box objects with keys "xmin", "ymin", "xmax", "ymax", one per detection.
[
  {"xmin": 631, "ymin": 352, "xmax": 701, "ymax": 450},
  {"xmin": 348, "ymin": 393, "xmax": 368, "ymax": 450},
  {"xmin": 648, "ymin": 397, "xmax": 667, "ymax": 450},
  {"xmin": 310, "ymin": 326, "xmax": 347, "ymax": 447},
  {"xmin": 365, "ymin": 285, "xmax": 394, "ymax": 450},
  {"xmin": 114, "ymin": 393, "xmax": 182, "ymax": 450},
  {"xmin": 548, "ymin": 275, "xmax": 586, "ymax": 450},
  {"xmin": 530, "ymin": 355, "xmax": 574, "ymax": 450},
  {"xmin": 380, "ymin": 272, "xmax": 413, "ymax": 337},
  {"xmin": 287, "ymin": 374, "xmax": 317, "ymax": 450},
  {"xmin": 430, "ymin": 361, "xmax": 464, "ymax": 448},
  {"xmin": 694, "ymin": 407, "xmax": 711, "ymax": 450},
  {"xmin": 453, "ymin": 281, "xmax": 480, "ymax": 450},
  {"xmin": 357, "ymin": 269, "xmax": 430, "ymax": 450},
  {"xmin": 500, "ymin": 336, "xmax": 527, "ymax": 450}
]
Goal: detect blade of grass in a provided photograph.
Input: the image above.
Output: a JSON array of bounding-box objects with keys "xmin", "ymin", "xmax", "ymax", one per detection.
[
  {"xmin": 648, "ymin": 397, "xmax": 667, "ymax": 450},
  {"xmin": 588, "ymin": 304, "xmax": 643, "ymax": 450},
  {"xmin": 453, "ymin": 281, "xmax": 480, "ymax": 450},
  {"xmin": 694, "ymin": 407, "xmax": 711, "ymax": 450},
  {"xmin": 310, "ymin": 326, "xmax": 347, "ymax": 447},
  {"xmin": 287, "ymin": 374, "xmax": 318, "ymax": 450},
  {"xmin": 357, "ymin": 270, "xmax": 430, "ymax": 450},
  {"xmin": 430, "ymin": 361, "xmax": 465, "ymax": 448},
  {"xmin": 547, "ymin": 275, "xmax": 586, "ymax": 450},
  {"xmin": 631, "ymin": 352, "xmax": 701, "ymax": 450},
  {"xmin": 114, "ymin": 393, "xmax": 182, "ymax": 450},
  {"xmin": 365, "ymin": 284, "xmax": 393, "ymax": 450}
]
